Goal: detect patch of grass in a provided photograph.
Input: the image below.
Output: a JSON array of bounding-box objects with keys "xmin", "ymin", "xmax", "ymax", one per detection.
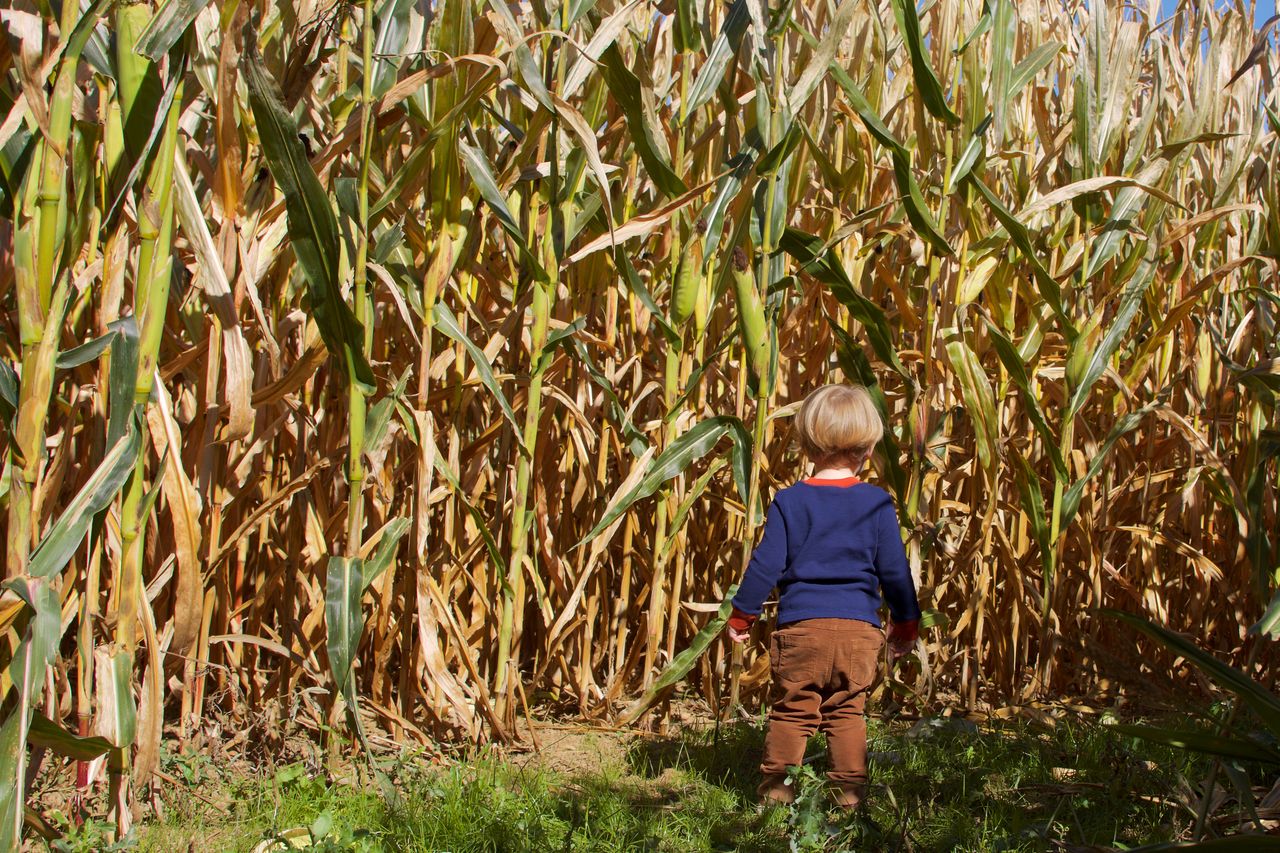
[{"xmin": 130, "ymin": 716, "xmax": 1202, "ymax": 852}]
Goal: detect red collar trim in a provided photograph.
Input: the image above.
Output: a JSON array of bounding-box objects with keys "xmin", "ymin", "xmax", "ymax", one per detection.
[{"xmin": 803, "ymin": 476, "xmax": 861, "ymax": 486}]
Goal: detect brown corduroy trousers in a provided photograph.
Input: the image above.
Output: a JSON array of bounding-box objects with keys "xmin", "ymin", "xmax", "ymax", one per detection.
[{"xmin": 758, "ymin": 618, "xmax": 883, "ymax": 808}]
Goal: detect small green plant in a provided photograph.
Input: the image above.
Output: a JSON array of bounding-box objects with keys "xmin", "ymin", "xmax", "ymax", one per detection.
[
  {"xmin": 285, "ymin": 812, "xmax": 384, "ymax": 853},
  {"xmin": 48, "ymin": 813, "xmax": 137, "ymax": 852},
  {"xmin": 160, "ymin": 742, "xmax": 218, "ymax": 787},
  {"xmin": 784, "ymin": 763, "xmax": 833, "ymax": 852}
]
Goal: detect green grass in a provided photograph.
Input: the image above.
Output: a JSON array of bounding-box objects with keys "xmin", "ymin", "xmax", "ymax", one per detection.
[{"xmin": 125, "ymin": 715, "xmax": 1203, "ymax": 853}]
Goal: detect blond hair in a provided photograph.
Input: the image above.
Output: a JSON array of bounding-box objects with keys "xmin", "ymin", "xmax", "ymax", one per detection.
[{"xmin": 794, "ymin": 384, "xmax": 883, "ymax": 461}]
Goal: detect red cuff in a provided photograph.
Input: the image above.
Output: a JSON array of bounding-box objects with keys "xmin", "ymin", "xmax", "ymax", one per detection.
[
  {"xmin": 727, "ymin": 607, "xmax": 757, "ymax": 633},
  {"xmin": 888, "ymin": 619, "xmax": 919, "ymax": 640}
]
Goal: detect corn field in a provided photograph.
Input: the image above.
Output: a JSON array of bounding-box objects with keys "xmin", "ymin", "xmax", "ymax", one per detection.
[{"xmin": 0, "ymin": 0, "xmax": 1278, "ymax": 841}]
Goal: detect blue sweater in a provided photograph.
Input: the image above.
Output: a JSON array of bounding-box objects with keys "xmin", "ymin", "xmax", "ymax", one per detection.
[{"xmin": 731, "ymin": 479, "xmax": 921, "ymax": 627}]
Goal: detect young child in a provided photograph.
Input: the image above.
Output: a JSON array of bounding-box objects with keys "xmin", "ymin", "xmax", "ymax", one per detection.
[{"xmin": 726, "ymin": 383, "xmax": 920, "ymax": 809}]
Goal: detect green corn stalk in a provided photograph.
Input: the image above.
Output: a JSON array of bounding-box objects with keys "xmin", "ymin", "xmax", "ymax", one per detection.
[
  {"xmin": 345, "ymin": 0, "xmax": 378, "ymax": 564},
  {"xmin": 494, "ymin": 25, "xmax": 566, "ymax": 718},
  {"xmin": 105, "ymin": 0, "xmax": 185, "ymax": 830},
  {"xmin": 412, "ymin": 0, "xmax": 472, "ymax": 677},
  {"xmin": 495, "ymin": 188, "xmax": 556, "ymax": 722},
  {"xmin": 643, "ymin": 314, "xmax": 682, "ymax": 685},
  {"xmin": 5, "ymin": 0, "xmax": 97, "ymax": 581},
  {"xmin": 0, "ymin": 427, "xmax": 139, "ymax": 849},
  {"xmin": 726, "ymin": 243, "xmax": 773, "ymax": 710},
  {"xmin": 1, "ymin": 0, "xmax": 114, "ymax": 837}
]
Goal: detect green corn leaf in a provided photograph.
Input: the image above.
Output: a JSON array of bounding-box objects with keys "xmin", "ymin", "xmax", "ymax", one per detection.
[
  {"xmin": 564, "ymin": 0, "xmax": 644, "ymax": 96},
  {"xmin": 780, "ymin": 227, "xmax": 911, "ymax": 381},
  {"xmin": 617, "ymin": 585, "xmax": 738, "ymax": 725},
  {"xmin": 756, "ymin": 123, "xmax": 804, "ymax": 177},
  {"xmin": 1244, "ymin": 436, "xmax": 1280, "ymax": 611},
  {"xmin": 788, "ymin": 0, "xmax": 858, "ymax": 113},
  {"xmin": 888, "ymin": 0, "xmax": 959, "ymax": 125},
  {"xmin": 1060, "ymin": 402, "xmax": 1156, "ymax": 531},
  {"xmin": 363, "ymin": 368, "xmax": 412, "ymax": 457},
  {"xmin": 891, "ymin": 150, "xmax": 954, "ymax": 258},
  {"xmin": 948, "ymin": 114, "xmax": 991, "ymax": 192},
  {"xmin": 28, "ymin": 712, "xmax": 113, "ymax": 760},
  {"xmin": 457, "ymin": 138, "xmax": 547, "ymax": 282},
  {"xmin": 1064, "ymin": 248, "xmax": 1155, "ymax": 420},
  {"xmin": 701, "ymin": 132, "xmax": 763, "ymax": 261},
  {"xmin": 724, "ymin": 416, "xmax": 754, "ymax": 507},
  {"xmin": 1111, "ymin": 723, "xmax": 1280, "ymax": 766},
  {"xmin": 825, "ymin": 64, "xmax": 907, "ymax": 159},
  {"xmin": 134, "ymin": 0, "xmax": 214, "ymax": 61},
  {"xmin": 0, "ymin": 359, "xmax": 17, "ymax": 421},
  {"xmin": 1104, "ymin": 609, "xmax": 1280, "ymax": 740},
  {"xmin": 684, "ymin": 0, "xmax": 750, "ymax": 119},
  {"xmin": 0, "ymin": 129, "xmax": 30, "ymax": 222},
  {"xmin": 660, "ymin": 460, "xmax": 727, "ymax": 563},
  {"xmin": 919, "ymin": 609, "xmax": 949, "ymax": 630},
  {"xmin": 137, "ymin": 448, "xmax": 168, "ymax": 523},
  {"xmin": 1011, "ymin": 450, "xmax": 1052, "ymax": 583},
  {"xmin": 1008, "ymin": 41, "xmax": 1063, "ymax": 98},
  {"xmin": 673, "ymin": 0, "xmax": 700, "ymax": 53},
  {"xmin": 989, "ymin": 0, "xmax": 1014, "ymax": 140},
  {"xmin": 955, "ymin": 0, "xmax": 991, "ymax": 54},
  {"xmin": 0, "ymin": 714, "xmax": 25, "ymax": 849},
  {"xmin": 616, "ymin": 250, "xmax": 680, "ymax": 344},
  {"xmin": 576, "ymin": 417, "xmax": 743, "ymax": 548},
  {"xmin": 565, "ymin": 337, "xmax": 649, "ymax": 457},
  {"xmin": 944, "ymin": 331, "xmax": 999, "ymax": 474},
  {"xmin": 362, "ymin": 518, "xmax": 410, "ymax": 591},
  {"xmin": 965, "ymin": 174, "xmax": 1074, "ymax": 336},
  {"xmin": 28, "ymin": 424, "xmax": 141, "ymax": 579},
  {"xmin": 757, "ymin": 149, "xmax": 796, "ymax": 262},
  {"xmin": 370, "ymin": 67, "xmax": 502, "ymax": 216},
  {"xmin": 423, "ymin": 427, "xmax": 508, "ymax": 577},
  {"xmin": 550, "ymin": 95, "xmax": 615, "ymax": 237},
  {"xmin": 242, "ymin": 32, "xmax": 375, "ymax": 394},
  {"xmin": 1083, "ymin": 159, "xmax": 1168, "ymax": 281},
  {"xmin": 326, "ymin": 556, "xmax": 365, "ymax": 704},
  {"xmin": 105, "ymin": 316, "xmax": 139, "ymax": 451},
  {"xmin": 432, "ymin": 301, "xmax": 525, "ymax": 445},
  {"xmin": 818, "ymin": 62, "xmax": 952, "ymax": 256},
  {"xmin": 0, "ymin": 576, "xmax": 61, "ymax": 851},
  {"xmin": 563, "ymin": 0, "xmax": 601, "ymax": 28},
  {"xmin": 537, "ymin": 316, "xmax": 588, "ymax": 373},
  {"xmin": 599, "ymin": 46, "xmax": 686, "ymax": 198},
  {"xmin": 1250, "ymin": 587, "xmax": 1280, "ymax": 639},
  {"xmin": 4, "ymin": 577, "xmax": 61, "ymax": 694},
  {"xmin": 485, "ymin": 0, "xmax": 554, "ymax": 112},
  {"xmin": 371, "ymin": 0, "xmax": 415, "ymax": 97},
  {"xmin": 66, "ymin": 0, "xmax": 118, "ymax": 64},
  {"xmin": 55, "ymin": 330, "xmax": 117, "ymax": 369},
  {"xmin": 92, "ymin": 646, "xmax": 137, "ymax": 749},
  {"xmin": 104, "ymin": 64, "xmax": 182, "ymax": 228},
  {"xmin": 666, "ymin": 334, "xmax": 737, "ymax": 422},
  {"xmin": 982, "ymin": 319, "xmax": 1068, "ymax": 480}
]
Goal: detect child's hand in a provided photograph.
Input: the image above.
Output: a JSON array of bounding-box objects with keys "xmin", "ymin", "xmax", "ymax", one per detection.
[
  {"xmin": 887, "ymin": 619, "xmax": 918, "ymax": 658},
  {"xmin": 726, "ymin": 607, "xmax": 756, "ymax": 643}
]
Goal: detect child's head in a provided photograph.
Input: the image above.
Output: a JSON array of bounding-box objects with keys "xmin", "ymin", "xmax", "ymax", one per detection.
[{"xmin": 795, "ymin": 384, "xmax": 883, "ymax": 469}]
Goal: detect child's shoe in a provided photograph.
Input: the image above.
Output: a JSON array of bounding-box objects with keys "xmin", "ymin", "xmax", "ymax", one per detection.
[
  {"xmin": 757, "ymin": 773, "xmax": 795, "ymax": 806},
  {"xmin": 829, "ymin": 782, "xmax": 865, "ymax": 810}
]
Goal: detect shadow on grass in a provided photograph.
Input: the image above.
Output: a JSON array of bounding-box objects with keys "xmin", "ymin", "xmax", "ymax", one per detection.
[
  {"xmin": 624, "ymin": 715, "xmax": 1194, "ymax": 852},
  {"xmin": 625, "ymin": 717, "xmax": 770, "ymax": 802},
  {"xmin": 135, "ymin": 716, "xmax": 1199, "ymax": 852}
]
